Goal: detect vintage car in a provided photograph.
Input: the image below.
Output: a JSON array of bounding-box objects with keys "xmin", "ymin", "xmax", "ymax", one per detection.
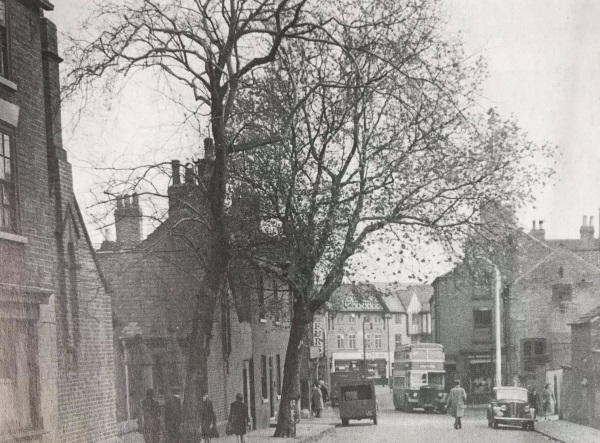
[{"xmin": 487, "ymin": 386, "xmax": 535, "ymax": 431}]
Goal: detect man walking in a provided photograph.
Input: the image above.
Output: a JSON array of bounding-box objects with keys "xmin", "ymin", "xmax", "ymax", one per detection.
[
  {"xmin": 446, "ymin": 380, "xmax": 467, "ymax": 429},
  {"xmin": 139, "ymin": 388, "xmax": 162, "ymax": 443},
  {"xmin": 164, "ymin": 386, "xmax": 182, "ymax": 443}
]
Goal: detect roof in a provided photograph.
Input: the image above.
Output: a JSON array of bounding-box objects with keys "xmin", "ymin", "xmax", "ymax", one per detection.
[
  {"xmin": 571, "ymin": 305, "xmax": 600, "ymax": 325},
  {"xmin": 328, "ymin": 284, "xmax": 387, "ymax": 312}
]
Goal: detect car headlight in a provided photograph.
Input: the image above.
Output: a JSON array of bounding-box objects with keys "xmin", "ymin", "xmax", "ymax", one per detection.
[
  {"xmin": 412, "ymin": 392, "xmax": 418, "ymax": 398},
  {"xmin": 524, "ymin": 406, "xmax": 530, "ymax": 413},
  {"xmin": 500, "ymin": 405, "xmax": 506, "ymax": 412},
  {"xmin": 437, "ymin": 393, "xmax": 443, "ymax": 398}
]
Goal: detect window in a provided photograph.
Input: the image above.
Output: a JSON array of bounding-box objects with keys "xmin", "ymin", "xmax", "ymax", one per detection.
[
  {"xmin": 337, "ymin": 333, "xmax": 344, "ymax": 349},
  {"xmin": 276, "ymin": 355, "xmax": 281, "ymax": 396},
  {"xmin": 522, "ymin": 338, "xmax": 547, "ymax": 372},
  {"xmin": 66, "ymin": 241, "xmax": 80, "ymax": 369},
  {"xmin": 395, "ymin": 313, "xmax": 402, "ymax": 324},
  {"xmin": 348, "ymin": 333, "xmax": 356, "ymax": 349},
  {"xmin": 0, "ymin": 320, "xmax": 41, "ymax": 433},
  {"xmin": 364, "ymin": 334, "xmax": 371, "ymax": 349},
  {"xmin": 258, "ymin": 275, "xmax": 266, "ymax": 319},
  {"xmin": 348, "ymin": 314, "xmax": 355, "ymax": 324},
  {"xmin": 473, "ymin": 309, "xmax": 492, "ymax": 328},
  {"xmin": 552, "ymin": 283, "xmax": 572, "ymax": 302},
  {"xmin": 373, "ymin": 316, "xmax": 381, "ymax": 323},
  {"xmin": 0, "ymin": 0, "xmax": 7, "ymax": 78},
  {"xmin": 328, "ymin": 314, "xmax": 335, "ymax": 330},
  {"xmin": 395, "ymin": 334, "xmax": 402, "ymax": 349},
  {"xmin": 261, "ymin": 355, "xmax": 268, "ymax": 399},
  {"xmin": 411, "ymin": 314, "xmax": 419, "ymax": 333},
  {"xmin": 0, "ymin": 131, "xmax": 15, "ymax": 231},
  {"xmin": 375, "ymin": 334, "xmax": 382, "ymax": 349}
]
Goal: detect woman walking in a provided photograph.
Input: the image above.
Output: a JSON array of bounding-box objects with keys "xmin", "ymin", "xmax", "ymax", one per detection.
[
  {"xmin": 542, "ymin": 383, "xmax": 555, "ymax": 420},
  {"xmin": 311, "ymin": 381, "xmax": 324, "ymax": 418},
  {"xmin": 446, "ymin": 380, "xmax": 467, "ymax": 429},
  {"xmin": 228, "ymin": 393, "xmax": 249, "ymax": 443},
  {"xmin": 201, "ymin": 391, "xmax": 217, "ymax": 442}
]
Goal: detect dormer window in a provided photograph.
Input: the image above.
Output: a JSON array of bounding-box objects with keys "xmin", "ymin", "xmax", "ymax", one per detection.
[{"xmin": 558, "ymin": 266, "xmax": 564, "ymax": 278}]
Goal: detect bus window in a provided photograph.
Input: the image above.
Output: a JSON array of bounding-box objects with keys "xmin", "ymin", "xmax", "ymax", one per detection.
[
  {"xmin": 428, "ymin": 372, "xmax": 444, "ymax": 387},
  {"xmin": 409, "ymin": 372, "xmax": 427, "ymax": 387},
  {"xmin": 427, "ymin": 349, "xmax": 444, "ymax": 360},
  {"xmin": 394, "ymin": 376, "xmax": 405, "ymax": 388},
  {"xmin": 411, "ymin": 349, "xmax": 427, "ymax": 359}
]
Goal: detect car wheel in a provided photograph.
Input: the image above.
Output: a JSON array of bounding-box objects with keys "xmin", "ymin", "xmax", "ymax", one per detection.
[
  {"xmin": 373, "ymin": 416, "xmax": 378, "ymax": 425},
  {"xmin": 341, "ymin": 419, "xmax": 348, "ymax": 426},
  {"xmin": 492, "ymin": 419, "xmax": 498, "ymax": 429},
  {"xmin": 487, "ymin": 417, "xmax": 492, "ymax": 428},
  {"xmin": 405, "ymin": 399, "xmax": 413, "ymax": 413},
  {"xmin": 529, "ymin": 422, "xmax": 535, "ymax": 431},
  {"xmin": 425, "ymin": 407, "xmax": 434, "ymax": 414}
]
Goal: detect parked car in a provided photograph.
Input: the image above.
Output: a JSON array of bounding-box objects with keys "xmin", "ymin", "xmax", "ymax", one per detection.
[
  {"xmin": 338, "ymin": 380, "xmax": 377, "ymax": 426},
  {"xmin": 487, "ymin": 386, "xmax": 535, "ymax": 431}
]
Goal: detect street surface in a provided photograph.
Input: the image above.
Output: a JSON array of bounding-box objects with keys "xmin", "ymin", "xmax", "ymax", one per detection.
[{"xmin": 317, "ymin": 387, "xmax": 550, "ymax": 443}]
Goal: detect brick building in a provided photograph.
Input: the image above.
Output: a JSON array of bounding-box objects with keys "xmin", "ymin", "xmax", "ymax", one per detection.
[
  {"xmin": 563, "ymin": 305, "xmax": 600, "ymax": 429},
  {"xmin": 97, "ymin": 148, "xmax": 291, "ymax": 435},
  {"xmin": 432, "ymin": 217, "xmax": 600, "ymax": 405},
  {"xmin": 319, "ymin": 283, "xmax": 431, "ymax": 384},
  {"xmin": 0, "ymin": 1, "xmax": 119, "ymax": 441}
]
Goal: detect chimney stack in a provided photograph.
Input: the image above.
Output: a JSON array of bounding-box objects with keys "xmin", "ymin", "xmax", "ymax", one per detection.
[
  {"xmin": 530, "ymin": 219, "xmax": 545, "ymax": 241},
  {"xmin": 114, "ymin": 194, "xmax": 143, "ymax": 248},
  {"xmin": 580, "ymin": 215, "xmax": 595, "ymax": 249}
]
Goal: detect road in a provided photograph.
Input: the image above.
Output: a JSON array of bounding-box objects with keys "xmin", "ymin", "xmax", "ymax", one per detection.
[{"xmin": 316, "ymin": 387, "xmax": 550, "ymax": 443}]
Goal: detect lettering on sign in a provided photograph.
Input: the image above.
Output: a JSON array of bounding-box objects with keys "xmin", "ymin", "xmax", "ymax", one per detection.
[
  {"xmin": 312, "ymin": 321, "xmax": 324, "ymax": 356},
  {"xmin": 343, "ymin": 295, "xmax": 380, "ymax": 310}
]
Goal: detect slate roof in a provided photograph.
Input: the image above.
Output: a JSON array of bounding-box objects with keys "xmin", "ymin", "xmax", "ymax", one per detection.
[{"xmin": 572, "ymin": 305, "xmax": 600, "ymax": 325}]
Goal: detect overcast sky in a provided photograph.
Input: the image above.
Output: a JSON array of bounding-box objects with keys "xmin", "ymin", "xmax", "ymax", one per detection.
[{"xmin": 47, "ymin": 1, "xmax": 600, "ymax": 272}]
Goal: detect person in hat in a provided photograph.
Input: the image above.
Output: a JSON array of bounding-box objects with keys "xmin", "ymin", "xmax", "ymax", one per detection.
[
  {"xmin": 228, "ymin": 392, "xmax": 250, "ymax": 443},
  {"xmin": 201, "ymin": 391, "xmax": 217, "ymax": 442},
  {"xmin": 139, "ymin": 388, "xmax": 162, "ymax": 443}
]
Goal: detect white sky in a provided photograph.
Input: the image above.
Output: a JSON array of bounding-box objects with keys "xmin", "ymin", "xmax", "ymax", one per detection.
[{"xmin": 47, "ymin": 1, "xmax": 600, "ymax": 278}]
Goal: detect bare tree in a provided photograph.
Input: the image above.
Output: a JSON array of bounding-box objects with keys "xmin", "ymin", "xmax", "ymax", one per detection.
[{"xmin": 227, "ymin": 2, "xmax": 556, "ymax": 434}]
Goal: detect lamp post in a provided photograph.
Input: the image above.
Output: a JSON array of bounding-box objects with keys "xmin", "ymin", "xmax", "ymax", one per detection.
[
  {"xmin": 480, "ymin": 257, "xmax": 503, "ymax": 388},
  {"xmin": 363, "ymin": 316, "xmax": 371, "ymax": 379}
]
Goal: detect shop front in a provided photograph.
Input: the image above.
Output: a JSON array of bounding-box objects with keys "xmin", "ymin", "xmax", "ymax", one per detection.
[{"xmin": 468, "ymin": 354, "xmax": 494, "ymax": 404}]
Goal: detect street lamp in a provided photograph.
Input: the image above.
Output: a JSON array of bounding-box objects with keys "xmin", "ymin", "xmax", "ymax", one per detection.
[
  {"xmin": 480, "ymin": 257, "xmax": 502, "ymax": 388},
  {"xmin": 362, "ymin": 316, "xmax": 372, "ymax": 379}
]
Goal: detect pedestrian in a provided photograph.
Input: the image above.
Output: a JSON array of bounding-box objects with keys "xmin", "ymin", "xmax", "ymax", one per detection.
[
  {"xmin": 542, "ymin": 383, "xmax": 555, "ymax": 420},
  {"xmin": 311, "ymin": 381, "xmax": 324, "ymax": 418},
  {"xmin": 164, "ymin": 386, "xmax": 182, "ymax": 443},
  {"xmin": 528, "ymin": 386, "xmax": 539, "ymax": 420},
  {"xmin": 201, "ymin": 391, "xmax": 217, "ymax": 442},
  {"xmin": 319, "ymin": 379, "xmax": 329, "ymax": 403},
  {"xmin": 446, "ymin": 380, "xmax": 467, "ymax": 430},
  {"xmin": 228, "ymin": 392, "xmax": 249, "ymax": 443},
  {"xmin": 138, "ymin": 388, "xmax": 162, "ymax": 443}
]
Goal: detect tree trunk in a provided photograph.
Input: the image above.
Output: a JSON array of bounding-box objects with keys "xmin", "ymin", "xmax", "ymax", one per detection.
[
  {"xmin": 181, "ymin": 307, "xmax": 211, "ymax": 443},
  {"xmin": 274, "ymin": 302, "xmax": 311, "ymax": 437}
]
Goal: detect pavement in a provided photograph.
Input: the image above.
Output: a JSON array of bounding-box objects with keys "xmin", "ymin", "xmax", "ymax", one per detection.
[
  {"xmin": 217, "ymin": 406, "xmax": 338, "ymax": 443},
  {"xmin": 534, "ymin": 416, "xmax": 600, "ymax": 443}
]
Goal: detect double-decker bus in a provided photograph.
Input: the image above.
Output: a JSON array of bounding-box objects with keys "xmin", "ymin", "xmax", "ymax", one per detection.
[{"xmin": 392, "ymin": 343, "xmax": 447, "ymax": 413}]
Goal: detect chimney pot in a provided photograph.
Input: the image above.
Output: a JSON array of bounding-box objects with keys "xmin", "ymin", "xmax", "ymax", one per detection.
[
  {"xmin": 132, "ymin": 194, "xmax": 139, "ymax": 208},
  {"xmin": 539, "ymin": 220, "xmax": 544, "ymax": 229},
  {"xmin": 583, "ymin": 215, "xmax": 588, "ymax": 226},
  {"xmin": 204, "ymin": 138, "xmax": 215, "ymax": 160},
  {"xmin": 590, "ymin": 216, "xmax": 595, "ymax": 227},
  {"xmin": 532, "ymin": 220, "xmax": 537, "ymax": 230},
  {"xmin": 124, "ymin": 195, "xmax": 131, "ymax": 208},
  {"xmin": 184, "ymin": 163, "xmax": 195, "ymax": 184},
  {"xmin": 171, "ymin": 160, "xmax": 181, "ymax": 185},
  {"xmin": 116, "ymin": 196, "xmax": 123, "ymax": 209}
]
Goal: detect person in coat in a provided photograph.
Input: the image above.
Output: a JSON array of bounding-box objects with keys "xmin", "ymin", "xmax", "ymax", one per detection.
[
  {"xmin": 528, "ymin": 386, "xmax": 539, "ymax": 420},
  {"xmin": 164, "ymin": 386, "xmax": 182, "ymax": 443},
  {"xmin": 228, "ymin": 392, "xmax": 249, "ymax": 443},
  {"xmin": 319, "ymin": 380, "xmax": 329, "ymax": 403},
  {"xmin": 139, "ymin": 388, "xmax": 162, "ymax": 443},
  {"xmin": 311, "ymin": 381, "xmax": 324, "ymax": 417},
  {"xmin": 542, "ymin": 383, "xmax": 555, "ymax": 420},
  {"xmin": 201, "ymin": 391, "xmax": 217, "ymax": 442},
  {"xmin": 446, "ymin": 380, "xmax": 467, "ymax": 429}
]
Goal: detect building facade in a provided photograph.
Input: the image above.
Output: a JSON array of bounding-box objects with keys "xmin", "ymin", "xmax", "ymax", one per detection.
[
  {"xmin": 432, "ymin": 217, "xmax": 600, "ymax": 405},
  {"xmin": 319, "ymin": 283, "xmax": 431, "ymax": 384},
  {"xmin": 0, "ymin": 1, "xmax": 119, "ymax": 441},
  {"xmin": 97, "ymin": 150, "xmax": 291, "ymax": 435}
]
